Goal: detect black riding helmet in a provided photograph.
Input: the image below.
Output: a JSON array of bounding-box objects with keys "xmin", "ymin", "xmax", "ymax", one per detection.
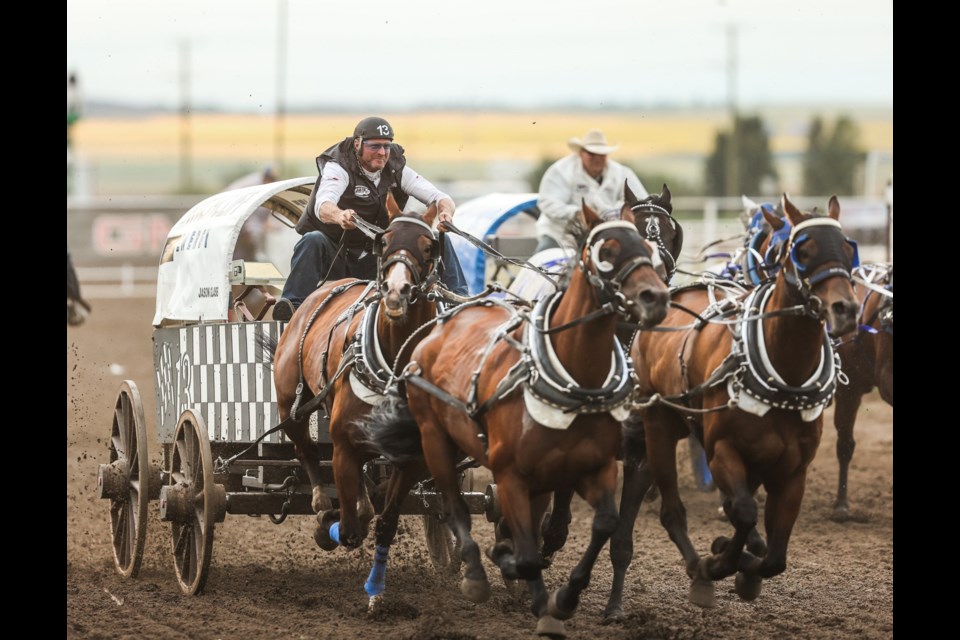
[{"xmin": 354, "ymin": 116, "xmax": 394, "ymax": 142}]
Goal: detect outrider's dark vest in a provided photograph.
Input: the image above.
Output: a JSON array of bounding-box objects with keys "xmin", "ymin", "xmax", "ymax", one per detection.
[{"xmin": 295, "ymin": 138, "xmax": 409, "ymax": 249}]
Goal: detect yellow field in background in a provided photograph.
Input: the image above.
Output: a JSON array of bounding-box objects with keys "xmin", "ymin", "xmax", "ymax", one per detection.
[
  {"xmin": 70, "ymin": 108, "xmax": 892, "ymax": 196},
  {"xmin": 73, "ymin": 109, "xmax": 892, "ymax": 162}
]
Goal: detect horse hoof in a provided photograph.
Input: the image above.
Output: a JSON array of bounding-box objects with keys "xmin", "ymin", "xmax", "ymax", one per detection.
[
  {"xmin": 314, "ymin": 511, "xmax": 340, "ymax": 551},
  {"xmin": 367, "ymin": 594, "xmax": 384, "ymax": 615},
  {"xmin": 830, "ymin": 505, "xmax": 851, "ymax": 523},
  {"xmin": 460, "ymin": 577, "xmax": 491, "ymax": 603},
  {"xmin": 312, "ymin": 487, "xmax": 332, "ymax": 513},
  {"xmin": 601, "ymin": 605, "xmax": 625, "ymax": 625},
  {"xmin": 547, "ymin": 589, "xmax": 574, "ymax": 621},
  {"xmin": 536, "ymin": 614, "xmax": 566, "ymax": 639},
  {"xmin": 711, "ymin": 535, "xmax": 731, "ymax": 555},
  {"xmin": 689, "ymin": 577, "xmax": 716, "ymax": 608},
  {"xmin": 735, "ymin": 571, "xmax": 763, "ymax": 601},
  {"xmin": 313, "ymin": 522, "xmax": 339, "ymax": 551}
]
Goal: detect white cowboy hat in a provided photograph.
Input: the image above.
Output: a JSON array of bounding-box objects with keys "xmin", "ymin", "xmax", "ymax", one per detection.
[{"xmin": 567, "ymin": 129, "xmax": 619, "ymax": 155}]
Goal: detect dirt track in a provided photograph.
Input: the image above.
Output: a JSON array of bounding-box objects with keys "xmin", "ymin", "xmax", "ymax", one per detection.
[{"xmin": 67, "ymin": 298, "xmax": 892, "ymax": 640}]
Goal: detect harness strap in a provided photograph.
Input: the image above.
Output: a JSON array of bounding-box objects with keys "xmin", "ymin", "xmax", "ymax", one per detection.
[
  {"xmin": 440, "ymin": 220, "xmax": 561, "ymax": 289},
  {"xmin": 290, "ymin": 280, "xmax": 370, "ymax": 421}
]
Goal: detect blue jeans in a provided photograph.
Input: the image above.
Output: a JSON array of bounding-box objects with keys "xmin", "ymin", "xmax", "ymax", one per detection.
[{"xmin": 281, "ymin": 231, "xmax": 468, "ymax": 307}]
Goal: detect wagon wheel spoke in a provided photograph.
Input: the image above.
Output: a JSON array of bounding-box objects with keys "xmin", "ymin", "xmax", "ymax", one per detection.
[
  {"xmin": 120, "ymin": 393, "xmax": 132, "ymax": 455},
  {"xmin": 175, "ymin": 438, "xmax": 191, "ymax": 483},
  {"xmin": 113, "ymin": 502, "xmax": 126, "ymax": 545},
  {"xmin": 112, "ymin": 432, "xmax": 124, "ymax": 459},
  {"xmin": 189, "ymin": 429, "xmax": 203, "ymax": 489},
  {"xmin": 114, "ymin": 503, "xmax": 128, "ymax": 564},
  {"xmin": 173, "ymin": 524, "xmax": 187, "ymax": 560}
]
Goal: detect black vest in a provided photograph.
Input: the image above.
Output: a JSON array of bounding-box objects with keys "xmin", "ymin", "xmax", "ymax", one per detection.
[{"xmin": 295, "ymin": 138, "xmax": 409, "ymax": 248}]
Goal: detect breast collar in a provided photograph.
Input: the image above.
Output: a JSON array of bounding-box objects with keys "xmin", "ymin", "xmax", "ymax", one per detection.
[
  {"xmin": 729, "ymin": 282, "xmax": 840, "ymax": 420},
  {"xmin": 349, "ymin": 298, "xmax": 443, "ymax": 405},
  {"xmin": 521, "ymin": 291, "xmax": 636, "ymax": 423}
]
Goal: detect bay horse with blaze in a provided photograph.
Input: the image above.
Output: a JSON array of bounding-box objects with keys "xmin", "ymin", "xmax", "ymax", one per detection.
[
  {"xmin": 362, "ymin": 204, "xmax": 670, "ymax": 637},
  {"xmin": 271, "ymin": 195, "xmax": 442, "ymax": 608},
  {"xmin": 624, "ymin": 195, "xmax": 859, "ymax": 608}
]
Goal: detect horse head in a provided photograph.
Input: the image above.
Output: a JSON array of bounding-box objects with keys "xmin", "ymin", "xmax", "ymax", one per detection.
[
  {"xmin": 739, "ymin": 197, "xmax": 789, "ymax": 285},
  {"xmin": 376, "ymin": 194, "xmax": 440, "ymax": 320},
  {"xmin": 578, "ymin": 201, "xmax": 670, "ymax": 328},
  {"xmin": 772, "ymin": 195, "xmax": 859, "ymax": 336},
  {"xmin": 621, "ymin": 182, "xmax": 682, "ymax": 281}
]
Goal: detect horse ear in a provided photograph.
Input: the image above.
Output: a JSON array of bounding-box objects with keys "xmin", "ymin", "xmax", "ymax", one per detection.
[
  {"xmin": 581, "ymin": 199, "xmax": 602, "ymax": 228},
  {"xmin": 660, "ymin": 184, "xmax": 671, "ymax": 206},
  {"xmin": 827, "ymin": 195, "xmax": 841, "ymax": 220},
  {"xmin": 762, "ymin": 208, "xmax": 785, "ymax": 231},
  {"xmin": 620, "ymin": 206, "xmax": 635, "ymax": 224},
  {"xmin": 422, "ymin": 200, "xmax": 439, "ymax": 228},
  {"xmin": 385, "ymin": 191, "xmax": 403, "ymax": 221},
  {"xmin": 781, "ymin": 194, "xmax": 804, "ymax": 226},
  {"xmin": 624, "ymin": 180, "xmax": 637, "ymax": 205}
]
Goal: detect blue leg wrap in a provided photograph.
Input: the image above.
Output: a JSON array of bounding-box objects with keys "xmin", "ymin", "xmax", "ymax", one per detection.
[
  {"xmin": 694, "ymin": 451, "xmax": 715, "ymax": 491},
  {"xmin": 364, "ymin": 545, "xmax": 390, "ymax": 597},
  {"xmin": 329, "ymin": 521, "xmax": 341, "ymax": 544}
]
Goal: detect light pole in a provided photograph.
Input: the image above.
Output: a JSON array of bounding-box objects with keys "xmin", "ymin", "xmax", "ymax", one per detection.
[
  {"xmin": 179, "ymin": 39, "xmax": 194, "ymax": 193},
  {"xmin": 274, "ymin": 0, "xmax": 288, "ymax": 177}
]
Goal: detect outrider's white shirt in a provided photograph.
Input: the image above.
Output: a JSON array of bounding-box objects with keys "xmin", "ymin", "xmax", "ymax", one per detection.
[{"xmin": 536, "ymin": 154, "xmax": 648, "ymax": 250}]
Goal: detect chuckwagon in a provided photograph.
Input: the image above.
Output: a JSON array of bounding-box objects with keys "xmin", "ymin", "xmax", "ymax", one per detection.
[{"xmin": 97, "ymin": 177, "xmax": 494, "ymax": 595}]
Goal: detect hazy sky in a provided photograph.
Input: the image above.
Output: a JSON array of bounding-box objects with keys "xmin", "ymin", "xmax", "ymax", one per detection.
[{"xmin": 66, "ymin": 0, "xmax": 892, "ymax": 111}]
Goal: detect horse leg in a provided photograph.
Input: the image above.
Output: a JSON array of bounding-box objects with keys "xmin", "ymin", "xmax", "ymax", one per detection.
[
  {"xmin": 647, "ymin": 409, "xmax": 699, "ymax": 573},
  {"xmin": 697, "ymin": 441, "xmax": 758, "ymax": 593},
  {"xmin": 419, "ymin": 421, "xmax": 490, "ymax": 603},
  {"xmin": 327, "ymin": 442, "xmax": 366, "ymax": 549},
  {"xmin": 540, "ymin": 488, "xmax": 573, "ymax": 567},
  {"xmin": 548, "ymin": 461, "xmax": 619, "ymax": 621},
  {"xmin": 735, "ymin": 469, "xmax": 809, "ymax": 601},
  {"xmin": 876, "ymin": 358, "xmax": 893, "ymax": 406},
  {"xmin": 491, "ymin": 471, "xmax": 542, "ymax": 583},
  {"xmin": 720, "ymin": 495, "xmax": 768, "ymax": 558},
  {"xmin": 831, "ymin": 385, "xmax": 861, "ymax": 522},
  {"xmin": 603, "ymin": 415, "xmax": 653, "ymax": 622},
  {"xmin": 363, "ymin": 462, "xmax": 423, "ymax": 613},
  {"xmin": 281, "ymin": 415, "xmax": 332, "ymax": 515}
]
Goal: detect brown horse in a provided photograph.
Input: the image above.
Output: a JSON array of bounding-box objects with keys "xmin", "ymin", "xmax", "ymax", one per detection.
[
  {"xmin": 362, "ymin": 204, "xmax": 670, "ymax": 637},
  {"xmin": 831, "ymin": 263, "xmax": 893, "ymax": 521},
  {"xmin": 621, "ymin": 195, "xmax": 859, "ymax": 609},
  {"xmin": 271, "ymin": 196, "xmax": 442, "ymax": 605}
]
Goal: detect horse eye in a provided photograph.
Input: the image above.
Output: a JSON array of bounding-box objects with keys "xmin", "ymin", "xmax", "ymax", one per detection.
[
  {"xmin": 794, "ymin": 247, "xmax": 809, "ymax": 262},
  {"xmin": 599, "ymin": 246, "xmax": 619, "ymax": 264}
]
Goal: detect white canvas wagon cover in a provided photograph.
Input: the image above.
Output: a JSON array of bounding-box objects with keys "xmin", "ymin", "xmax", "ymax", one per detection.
[{"xmin": 153, "ymin": 177, "xmax": 315, "ymax": 326}]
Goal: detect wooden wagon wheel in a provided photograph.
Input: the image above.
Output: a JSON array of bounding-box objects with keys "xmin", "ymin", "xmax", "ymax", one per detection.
[
  {"xmin": 98, "ymin": 380, "xmax": 159, "ymax": 578},
  {"xmin": 423, "ymin": 514, "xmax": 461, "ymax": 572},
  {"xmin": 422, "ymin": 467, "xmax": 479, "ymax": 572},
  {"xmin": 159, "ymin": 409, "xmax": 226, "ymax": 595}
]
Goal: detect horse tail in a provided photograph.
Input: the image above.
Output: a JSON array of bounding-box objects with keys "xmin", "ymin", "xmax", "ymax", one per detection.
[
  {"xmin": 257, "ymin": 331, "xmax": 279, "ymax": 365},
  {"xmin": 355, "ymin": 393, "xmax": 423, "ymax": 464}
]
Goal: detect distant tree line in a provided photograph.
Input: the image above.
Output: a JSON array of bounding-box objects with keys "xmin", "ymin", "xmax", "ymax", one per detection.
[{"xmin": 527, "ymin": 115, "xmax": 867, "ymax": 198}]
